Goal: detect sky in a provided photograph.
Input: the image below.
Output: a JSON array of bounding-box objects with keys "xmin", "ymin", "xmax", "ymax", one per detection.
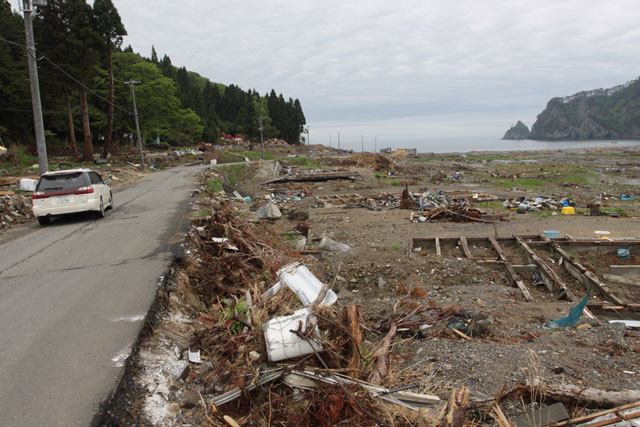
[{"xmin": 11, "ymin": 0, "xmax": 640, "ymax": 149}]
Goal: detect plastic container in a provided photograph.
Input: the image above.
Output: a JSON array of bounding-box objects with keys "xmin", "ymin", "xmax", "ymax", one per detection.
[
  {"xmin": 617, "ymin": 248, "xmax": 630, "ymax": 260},
  {"xmin": 263, "ymin": 308, "xmax": 322, "ymax": 362},
  {"xmin": 19, "ymin": 178, "xmax": 38, "ymax": 192},
  {"xmin": 544, "ymin": 230, "xmax": 560, "ymax": 238},
  {"xmin": 594, "ymin": 231, "xmax": 610, "ymax": 239},
  {"xmin": 561, "ymin": 206, "xmax": 575, "ymax": 215}
]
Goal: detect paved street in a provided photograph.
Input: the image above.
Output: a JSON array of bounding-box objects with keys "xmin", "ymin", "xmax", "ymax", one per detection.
[{"xmin": 0, "ymin": 165, "xmax": 201, "ymax": 426}]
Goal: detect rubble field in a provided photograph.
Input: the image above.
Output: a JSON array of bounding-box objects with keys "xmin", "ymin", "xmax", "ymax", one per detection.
[{"xmin": 99, "ymin": 146, "xmax": 640, "ymax": 426}]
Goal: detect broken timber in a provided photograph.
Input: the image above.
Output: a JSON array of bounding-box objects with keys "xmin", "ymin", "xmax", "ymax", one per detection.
[{"xmin": 489, "ymin": 237, "xmax": 533, "ymax": 301}]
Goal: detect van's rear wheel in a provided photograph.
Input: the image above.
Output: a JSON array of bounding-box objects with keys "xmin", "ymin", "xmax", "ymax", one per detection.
[
  {"xmin": 37, "ymin": 216, "xmax": 50, "ymax": 226},
  {"xmin": 95, "ymin": 199, "xmax": 105, "ymax": 219}
]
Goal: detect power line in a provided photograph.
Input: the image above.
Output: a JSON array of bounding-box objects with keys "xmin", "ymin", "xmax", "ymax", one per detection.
[
  {"xmin": 0, "ymin": 36, "xmax": 131, "ymax": 115},
  {"xmin": 0, "ymin": 36, "xmax": 27, "ymax": 49},
  {"xmin": 39, "ymin": 56, "xmax": 131, "ymax": 114}
]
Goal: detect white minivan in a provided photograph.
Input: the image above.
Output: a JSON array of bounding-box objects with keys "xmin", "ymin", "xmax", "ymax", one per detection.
[{"xmin": 32, "ymin": 168, "xmax": 113, "ymax": 225}]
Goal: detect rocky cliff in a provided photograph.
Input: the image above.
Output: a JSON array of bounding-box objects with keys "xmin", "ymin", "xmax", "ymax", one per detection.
[
  {"xmin": 502, "ymin": 121, "xmax": 530, "ymax": 140},
  {"xmin": 528, "ymin": 77, "xmax": 640, "ymax": 140}
]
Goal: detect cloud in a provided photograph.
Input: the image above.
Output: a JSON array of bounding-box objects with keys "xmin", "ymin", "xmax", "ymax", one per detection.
[{"xmin": 12, "ymin": 0, "xmax": 640, "ymax": 140}]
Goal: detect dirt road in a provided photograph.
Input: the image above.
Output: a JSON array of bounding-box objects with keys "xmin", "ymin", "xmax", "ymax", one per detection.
[{"xmin": 0, "ymin": 165, "xmax": 202, "ymax": 427}]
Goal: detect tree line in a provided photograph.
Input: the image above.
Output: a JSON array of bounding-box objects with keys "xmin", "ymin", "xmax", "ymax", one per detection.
[{"xmin": 0, "ymin": 0, "xmax": 306, "ymax": 161}]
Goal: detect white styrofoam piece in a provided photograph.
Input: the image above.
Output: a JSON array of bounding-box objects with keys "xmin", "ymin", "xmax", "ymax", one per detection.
[{"xmin": 609, "ymin": 320, "xmax": 640, "ymax": 329}]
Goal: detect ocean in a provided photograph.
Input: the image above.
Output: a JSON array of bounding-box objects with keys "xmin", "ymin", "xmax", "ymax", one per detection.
[{"xmin": 330, "ymin": 136, "xmax": 640, "ymax": 154}]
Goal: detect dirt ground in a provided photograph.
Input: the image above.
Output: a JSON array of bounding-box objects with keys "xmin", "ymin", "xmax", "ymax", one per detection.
[{"xmin": 98, "ymin": 146, "xmax": 640, "ymax": 426}]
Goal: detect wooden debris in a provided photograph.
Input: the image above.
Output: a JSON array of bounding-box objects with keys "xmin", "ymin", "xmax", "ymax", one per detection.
[
  {"xmin": 543, "ymin": 384, "xmax": 640, "ymax": 408},
  {"xmin": 444, "ymin": 388, "xmax": 470, "ymax": 427},
  {"xmin": 343, "ymin": 305, "xmax": 363, "ymax": 377},
  {"xmin": 368, "ymin": 322, "xmax": 397, "ymax": 385},
  {"xmin": 452, "ymin": 328, "xmax": 472, "ymax": 341},
  {"xmin": 555, "ymin": 400, "xmax": 640, "ymax": 427}
]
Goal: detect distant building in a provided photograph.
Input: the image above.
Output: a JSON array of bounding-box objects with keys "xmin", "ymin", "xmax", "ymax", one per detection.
[
  {"xmin": 379, "ymin": 147, "xmax": 392, "ymax": 154},
  {"xmin": 399, "ymin": 148, "xmax": 417, "ymax": 156}
]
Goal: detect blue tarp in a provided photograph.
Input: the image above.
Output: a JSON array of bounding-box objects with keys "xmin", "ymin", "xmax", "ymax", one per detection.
[{"xmin": 544, "ymin": 294, "xmax": 590, "ymax": 328}]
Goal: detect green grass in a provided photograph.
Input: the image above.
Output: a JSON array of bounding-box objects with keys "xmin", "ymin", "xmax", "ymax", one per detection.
[
  {"xmin": 285, "ymin": 157, "xmax": 324, "ymax": 169},
  {"xmin": 477, "ymin": 201, "xmax": 503, "ymax": 209},
  {"xmin": 602, "ymin": 207, "xmax": 626, "ymax": 217},
  {"xmin": 390, "ymin": 180, "xmax": 401, "ymax": 186},
  {"xmin": 374, "ymin": 173, "xmax": 387, "ymax": 179},
  {"xmin": 218, "ymin": 164, "xmax": 256, "ymax": 184},
  {"xmin": 490, "ymin": 176, "xmax": 544, "ymax": 189},
  {"xmin": 283, "ymin": 232, "xmax": 298, "ymax": 241},
  {"xmin": 236, "ymin": 151, "xmax": 277, "ymax": 160},
  {"xmin": 206, "ymin": 177, "xmax": 223, "ymax": 192},
  {"xmin": 392, "ymin": 243, "xmax": 403, "ymax": 250}
]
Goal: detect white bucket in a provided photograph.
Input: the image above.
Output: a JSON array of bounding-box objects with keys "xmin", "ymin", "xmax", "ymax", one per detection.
[
  {"xmin": 263, "ymin": 308, "xmax": 323, "ymax": 362},
  {"xmin": 277, "ymin": 262, "xmax": 337, "ymax": 306}
]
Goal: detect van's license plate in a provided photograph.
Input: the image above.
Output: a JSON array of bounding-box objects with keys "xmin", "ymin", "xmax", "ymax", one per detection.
[{"xmin": 55, "ymin": 196, "xmax": 71, "ymax": 204}]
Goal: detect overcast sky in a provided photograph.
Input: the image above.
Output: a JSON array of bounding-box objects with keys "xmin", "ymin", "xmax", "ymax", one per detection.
[{"xmin": 12, "ymin": 0, "xmax": 640, "ymax": 147}]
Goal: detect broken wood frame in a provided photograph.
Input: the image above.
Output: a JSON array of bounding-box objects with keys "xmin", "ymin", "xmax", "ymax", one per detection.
[
  {"xmin": 263, "ymin": 172, "xmax": 357, "ymax": 185},
  {"xmin": 410, "ymin": 235, "xmax": 640, "ymax": 311}
]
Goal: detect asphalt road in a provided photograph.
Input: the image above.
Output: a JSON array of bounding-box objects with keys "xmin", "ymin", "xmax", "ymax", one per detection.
[{"xmin": 0, "ymin": 165, "xmax": 202, "ymax": 426}]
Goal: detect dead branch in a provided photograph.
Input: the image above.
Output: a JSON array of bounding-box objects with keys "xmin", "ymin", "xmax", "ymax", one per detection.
[
  {"xmin": 368, "ymin": 322, "xmax": 397, "ymax": 385},
  {"xmin": 444, "ymin": 388, "xmax": 470, "ymax": 427}
]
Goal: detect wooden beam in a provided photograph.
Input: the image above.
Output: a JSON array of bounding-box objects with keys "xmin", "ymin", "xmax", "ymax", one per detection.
[
  {"xmin": 459, "ymin": 236, "xmax": 473, "ymax": 259},
  {"xmin": 435, "ymin": 237, "xmax": 441, "ymax": 257},
  {"xmin": 552, "ymin": 244, "xmax": 625, "ymax": 306},
  {"xmin": 514, "ymin": 235, "xmax": 562, "ymax": 293},
  {"xmin": 490, "ymin": 237, "xmax": 533, "ymax": 301}
]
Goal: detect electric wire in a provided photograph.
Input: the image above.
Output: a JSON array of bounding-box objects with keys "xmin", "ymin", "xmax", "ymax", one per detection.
[{"xmin": 0, "ymin": 36, "xmax": 132, "ymax": 115}]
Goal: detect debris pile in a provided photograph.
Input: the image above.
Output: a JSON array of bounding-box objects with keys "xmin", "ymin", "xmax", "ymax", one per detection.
[
  {"xmin": 0, "ymin": 193, "xmax": 34, "ymax": 228},
  {"xmin": 347, "ymin": 152, "xmax": 396, "ymax": 172},
  {"xmin": 503, "ymin": 196, "xmax": 574, "ymax": 213}
]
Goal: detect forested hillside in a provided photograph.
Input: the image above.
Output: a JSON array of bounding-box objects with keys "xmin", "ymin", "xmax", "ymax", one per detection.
[{"xmin": 0, "ymin": 0, "xmax": 306, "ymax": 161}]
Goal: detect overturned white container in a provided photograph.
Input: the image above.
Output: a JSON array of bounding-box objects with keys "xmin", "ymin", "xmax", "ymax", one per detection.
[
  {"xmin": 19, "ymin": 178, "xmax": 38, "ymax": 192},
  {"xmin": 318, "ymin": 237, "xmax": 352, "ymax": 253},
  {"xmin": 263, "ymin": 308, "xmax": 323, "ymax": 362},
  {"xmin": 277, "ymin": 262, "xmax": 337, "ymax": 306}
]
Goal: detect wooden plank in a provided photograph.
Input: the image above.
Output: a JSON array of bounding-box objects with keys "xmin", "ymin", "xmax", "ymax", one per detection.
[
  {"xmin": 514, "ymin": 235, "xmax": 562, "ymax": 293},
  {"xmin": 603, "ymin": 274, "xmax": 640, "ymax": 287},
  {"xmin": 555, "ymin": 401, "xmax": 640, "ymax": 426},
  {"xmin": 490, "ymin": 237, "xmax": 533, "ymax": 301},
  {"xmin": 459, "ymin": 236, "xmax": 473, "ymax": 259},
  {"xmin": 435, "ymin": 237, "xmax": 441, "ymax": 257},
  {"xmin": 552, "ymin": 244, "xmax": 625, "ymax": 306}
]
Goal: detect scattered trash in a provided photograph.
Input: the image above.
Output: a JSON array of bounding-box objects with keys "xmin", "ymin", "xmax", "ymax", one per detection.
[
  {"xmin": 187, "ymin": 348, "xmax": 202, "ymax": 364},
  {"xmin": 545, "ymin": 294, "xmax": 590, "ymax": 328},
  {"xmin": 561, "ymin": 206, "xmax": 576, "ymax": 215},
  {"xmin": 318, "ymin": 236, "xmax": 352, "ymax": 253},
  {"xmin": 263, "ymin": 308, "xmax": 323, "ymax": 362},
  {"xmin": 272, "ymin": 262, "xmax": 337, "ymax": 306},
  {"xmin": 544, "ymin": 230, "xmax": 560, "ymax": 238},
  {"xmin": 617, "ymin": 247, "xmax": 631, "ymax": 260},
  {"xmin": 595, "ymin": 230, "xmax": 611, "ymax": 239},
  {"xmin": 19, "ymin": 178, "xmax": 38, "ymax": 192}
]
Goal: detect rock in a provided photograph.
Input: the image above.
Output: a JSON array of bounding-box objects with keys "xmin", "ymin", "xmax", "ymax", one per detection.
[
  {"xmin": 295, "ymin": 237, "xmax": 307, "ymax": 251},
  {"xmin": 502, "ymin": 120, "xmax": 530, "ymax": 140},
  {"xmin": 249, "ymin": 351, "xmax": 260, "ymax": 361},
  {"xmin": 576, "ymin": 323, "xmax": 592, "ymax": 331},
  {"xmin": 162, "ymin": 360, "xmax": 189, "ymax": 380},
  {"xmin": 181, "ymin": 390, "xmax": 200, "ymax": 409},
  {"xmin": 378, "ymin": 277, "xmax": 386, "ymax": 289},
  {"xmin": 318, "ymin": 237, "xmax": 352, "ymax": 253},
  {"xmin": 255, "ymin": 202, "xmax": 282, "ymax": 220}
]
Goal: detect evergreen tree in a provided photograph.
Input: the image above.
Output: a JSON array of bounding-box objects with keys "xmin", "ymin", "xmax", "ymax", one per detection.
[
  {"xmin": 150, "ymin": 45, "xmax": 158, "ymax": 63},
  {"xmin": 93, "ymin": 0, "xmax": 126, "ymax": 158}
]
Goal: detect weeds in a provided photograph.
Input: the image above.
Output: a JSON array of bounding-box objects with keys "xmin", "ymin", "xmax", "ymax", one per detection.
[{"xmin": 206, "ymin": 177, "xmax": 223, "ymax": 192}]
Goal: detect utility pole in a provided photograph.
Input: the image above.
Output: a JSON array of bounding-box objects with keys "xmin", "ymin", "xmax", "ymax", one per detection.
[
  {"xmin": 22, "ymin": 0, "xmax": 48, "ymax": 175},
  {"xmin": 374, "ymin": 137, "xmax": 377, "ymax": 153},
  {"xmin": 338, "ymin": 132, "xmax": 340, "ymax": 150},
  {"xmin": 329, "ymin": 135, "xmax": 332, "ymax": 148},
  {"xmin": 125, "ymin": 80, "xmax": 145, "ymax": 170},
  {"xmin": 361, "ymin": 135, "xmax": 364, "ymax": 153},
  {"xmin": 305, "ymin": 125, "xmax": 310, "ymax": 147},
  {"xmin": 258, "ymin": 117, "xmax": 265, "ymax": 160}
]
